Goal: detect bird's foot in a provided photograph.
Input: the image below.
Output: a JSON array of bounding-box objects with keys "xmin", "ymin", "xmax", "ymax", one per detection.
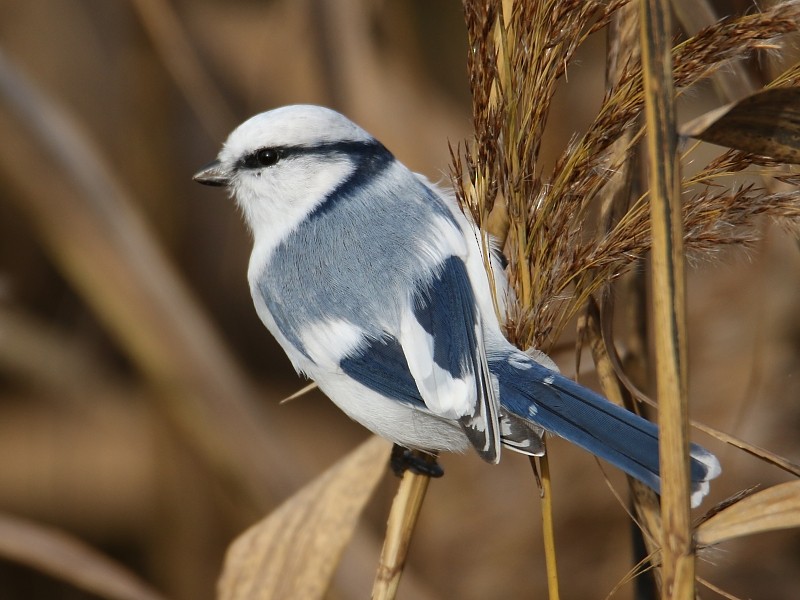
[{"xmin": 390, "ymin": 444, "xmax": 444, "ymax": 478}]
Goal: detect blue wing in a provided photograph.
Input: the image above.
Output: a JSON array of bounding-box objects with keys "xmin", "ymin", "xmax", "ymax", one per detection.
[
  {"xmin": 339, "ymin": 335, "xmax": 425, "ymax": 409},
  {"xmin": 407, "ymin": 256, "xmax": 499, "ymax": 462},
  {"xmin": 341, "ymin": 256, "xmax": 500, "ymax": 462}
]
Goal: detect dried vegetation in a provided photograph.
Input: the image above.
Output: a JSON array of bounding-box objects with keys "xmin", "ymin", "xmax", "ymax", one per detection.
[{"xmin": 0, "ymin": 1, "xmax": 799, "ymax": 599}]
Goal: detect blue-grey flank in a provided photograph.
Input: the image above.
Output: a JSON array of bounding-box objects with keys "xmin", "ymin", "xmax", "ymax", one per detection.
[{"xmin": 256, "ymin": 143, "xmax": 459, "ymax": 360}]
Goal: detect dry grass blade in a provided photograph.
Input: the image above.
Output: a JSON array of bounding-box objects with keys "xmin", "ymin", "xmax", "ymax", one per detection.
[
  {"xmin": 695, "ymin": 577, "xmax": 745, "ymax": 600},
  {"xmin": 372, "ymin": 454, "xmax": 436, "ymax": 600},
  {"xmin": 569, "ymin": 186, "xmax": 800, "ymax": 288},
  {"xmin": 681, "ymin": 87, "xmax": 800, "ymax": 164},
  {"xmin": 696, "ymin": 481, "xmax": 800, "ymax": 547},
  {"xmin": 218, "ymin": 436, "xmax": 391, "ymax": 600},
  {"xmin": 279, "ymin": 382, "xmax": 319, "ymax": 404},
  {"xmin": 605, "ymin": 547, "xmax": 661, "ymax": 600},
  {"xmin": 0, "ymin": 513, "xmax": 167, "ymax": 600},
  {"xmin": 689, "ymin": 422, "xmax": 800, "ymax": 478}
]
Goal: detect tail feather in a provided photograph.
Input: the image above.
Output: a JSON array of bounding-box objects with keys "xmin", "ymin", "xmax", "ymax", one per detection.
[{"xmin": 493, "ymin": 352, "xmax": 721, "ymax": 507}]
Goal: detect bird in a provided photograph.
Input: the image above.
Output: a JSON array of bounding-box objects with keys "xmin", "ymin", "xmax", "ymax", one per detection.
[{"xmin": 194, "ymin": 104, "xmax": 720, "ymax": 507}]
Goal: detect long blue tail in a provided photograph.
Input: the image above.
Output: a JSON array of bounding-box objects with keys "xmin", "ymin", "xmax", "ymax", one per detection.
[{"xmin": 493, "ymin": 351, "xmax": 721, "ymax": 507}]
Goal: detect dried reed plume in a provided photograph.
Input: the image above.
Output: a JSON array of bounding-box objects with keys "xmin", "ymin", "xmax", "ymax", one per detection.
[
  {"xmin": 451, "ymin": 0, "xmax": 800, "ymax": 597},
  {"xmin": 452, "ymin": 0, "xmax": 800, "ymax": 351}
]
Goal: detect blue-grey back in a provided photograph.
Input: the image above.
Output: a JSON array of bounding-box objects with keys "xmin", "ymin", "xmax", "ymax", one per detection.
[{"xmin": 255, "ymin": 148, "xmax": 458, "ymax": 357}]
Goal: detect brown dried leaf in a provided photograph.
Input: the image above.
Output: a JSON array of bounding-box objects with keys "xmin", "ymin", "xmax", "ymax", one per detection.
[
  {"xmin": 681, "ymin": 87, "xmax": 800, "ymax": 163},
  {"xmin": 218, "ymin": 436, "xmax": 391, "ymax": 600},
  {"xmin": 696, "ymin": 481, "xmax": 800, "ymax": 546}
]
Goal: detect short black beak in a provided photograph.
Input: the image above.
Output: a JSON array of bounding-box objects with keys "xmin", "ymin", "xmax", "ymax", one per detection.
[{"xmin": 193, "ymin": 160, "xmax": 230, "ymax": 187}]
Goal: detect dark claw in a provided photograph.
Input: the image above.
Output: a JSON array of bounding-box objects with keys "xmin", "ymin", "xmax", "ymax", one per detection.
[{"xmin": 390, "ymin": 444, "xmax": 444, "ymax": 478}]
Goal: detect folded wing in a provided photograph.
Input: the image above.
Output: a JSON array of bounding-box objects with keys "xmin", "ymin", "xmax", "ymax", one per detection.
[{"xmin": 400, "ymin": 256, "xmax": 500, "ymax": 463}]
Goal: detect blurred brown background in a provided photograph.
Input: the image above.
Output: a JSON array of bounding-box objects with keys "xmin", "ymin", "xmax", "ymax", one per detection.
[{"xmin": 0, "ymin": 1, "xmax": 798, "ymax": 598}]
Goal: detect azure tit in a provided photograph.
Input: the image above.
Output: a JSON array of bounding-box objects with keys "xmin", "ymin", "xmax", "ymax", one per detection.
[{"xmin": 194, "ymin": 105, "xmax": 720, "ymax": 506}]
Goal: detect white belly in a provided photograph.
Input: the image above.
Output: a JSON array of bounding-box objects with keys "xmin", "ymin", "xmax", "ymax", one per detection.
[{"xmin": 313, "ymin": 369, "xmax": 470, "ymax": 454}]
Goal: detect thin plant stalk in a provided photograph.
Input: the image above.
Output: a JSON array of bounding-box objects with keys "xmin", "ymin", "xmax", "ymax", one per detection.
[
  {"xmin": 599, "ymin": 5, "xmax": 664, "ymax": 594},
  {"xmin": 639, "ymin": 0, "xmax": 694, "ymax": 597},
  {"xmin": 584, "ymin": 298, "xmax": 663, "ymax": 596},
  {"xmin": 372, "ymin": 460, "xmax": 434, "ymax": 600},
  {"xmin": 531, "ymin": 454, "xmax": 560, "ymax": 600}
]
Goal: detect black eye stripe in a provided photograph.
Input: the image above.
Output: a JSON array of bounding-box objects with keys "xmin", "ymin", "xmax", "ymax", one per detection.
[
  {"xmin": 237, "ymin": 140, "xmax": 389, "ymax": 171},
  {"xmin": 240, "ymin": 148, "xmax": 281, "ymax": 169}
]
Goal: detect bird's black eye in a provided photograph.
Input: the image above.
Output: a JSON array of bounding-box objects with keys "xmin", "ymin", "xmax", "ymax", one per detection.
[
  {"xmin": 242, "ymin": 148, "xmax": 281, "ymax": 169},
  {"xmin": 255, "ymin": 148, "xmax": 280, "ymax": 167}
]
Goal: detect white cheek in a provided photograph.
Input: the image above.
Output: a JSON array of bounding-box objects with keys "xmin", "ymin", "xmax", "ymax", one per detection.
[{"xmin": 234, "ymin": 158, "xmax": 354, "ymax": 256}]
